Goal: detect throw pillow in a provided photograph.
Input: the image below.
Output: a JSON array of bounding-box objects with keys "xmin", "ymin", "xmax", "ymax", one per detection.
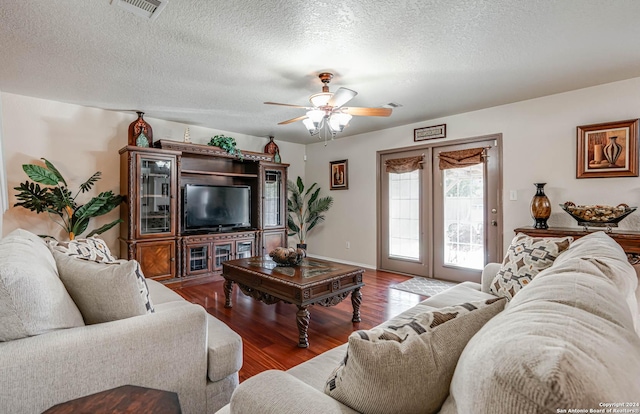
[
  {"xmin": 0, "ymin": 229, "xmax": 84, "ymax": 341},
  {"xmin": 48, "ymin": 237, "xmax": 117, "ymax": 263},
  {"xmin": 52, "ymin": 250, "xmax": 154, "ymax": 324},
  {"xmin": 324, "ymin": 297, "xmax": 506, "ymax": 414},
  {"xmin": 490, "ymin": 233, "xmax": 572, "ymax": 300}
]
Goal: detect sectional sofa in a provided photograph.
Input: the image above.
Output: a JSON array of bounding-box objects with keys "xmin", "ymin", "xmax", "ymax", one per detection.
[
  {"xmin": 219, "ymin": 231, "xmax": 640, "ymax": 413},
  {"xmin": 0, "ymin": 229, "xmax": 242, "ymax": 414}
]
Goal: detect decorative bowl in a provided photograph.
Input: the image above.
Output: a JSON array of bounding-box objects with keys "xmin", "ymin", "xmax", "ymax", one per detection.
[
  {"xmin": 560, "ymin": 202, "xmax": 637, "ymax": 228},
  {"xmin": 269, "ymin": 246, "xmax": 306, "ymax": 266}
]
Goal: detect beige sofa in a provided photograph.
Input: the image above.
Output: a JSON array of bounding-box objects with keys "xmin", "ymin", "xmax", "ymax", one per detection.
[
  {"xmin": 219, "ymin": 231, "xmax": 640, "ymax": 414},
  {"xmin": 0, "ymin": 229, "xmax": 242, "ymax": 414}
]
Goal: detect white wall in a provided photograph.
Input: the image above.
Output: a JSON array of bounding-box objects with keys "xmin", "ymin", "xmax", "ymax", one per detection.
[
  {"xmin": 304, "ymin": 77, "xmax": 640, "ymax": 268},
  {"xmin": 4, "ymin": 76, "xmax": 640, "ymax": 266},
  {"xmin": 0, "ymin": 92, "xmax": 305, "ymax": 255}
]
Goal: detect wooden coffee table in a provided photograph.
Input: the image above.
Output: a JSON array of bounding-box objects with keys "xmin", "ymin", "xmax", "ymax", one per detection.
[{"xmin": 222, "ymin": 256, "xmax": 365, "ymax": 348}]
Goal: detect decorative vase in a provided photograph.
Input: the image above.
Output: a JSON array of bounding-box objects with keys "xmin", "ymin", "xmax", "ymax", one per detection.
[
  {"xmin": 297, "ymin": 243, "xmax": 307, "ymax": 250},
  {"xmin": 530, "ymin": 183, "xmax": 551, "ymax": 229},
  {"xmin": 603, "ymin": 136, "xmax": 622, "ymax": 167},
  {"xmin": 128, "ymin": 111, "xmax": 153, "ymax": 147},
  {"xmin": 274, "ymin": 150, "xmax": 281, "ymax": 163},
  {"xmin": 264, "ymin": 135, "xmax": 279, "ymax": 155}
]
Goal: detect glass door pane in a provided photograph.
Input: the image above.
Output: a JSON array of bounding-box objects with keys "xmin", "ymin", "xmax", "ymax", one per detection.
[
  {"xmin": 443, "ymin": 164, "xmax": 485, "ymax": 270},
  {"xmin": 388, "ymin": 170, "xmax": 420, "ymax": 261},
  {"xmin": 188, "ymin": 245, "xmax": 209, "ymax": 272},
  {"xmin": 236, "ymin": 240, "xmax": 253, "ymax": 259},
  {"xmin": 214, "ymin": 243, "xmax": 233, "ymax": 270},
  {"xmin": 264, "ymin": 170, "xmax": 282, "ymax": 227},
  {"xmin": 140, "ymin": 158, "xmax": 172, "ymax": 235}
]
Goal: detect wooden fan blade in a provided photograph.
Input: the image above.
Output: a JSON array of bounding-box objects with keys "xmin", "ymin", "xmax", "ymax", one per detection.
[
  {"xmin": 327, "ymin": 87, "xmax": 357, "ymax": 108},
  {"xmin": 343, "ymin": 107, "xmax": 392, "ymax": 117},
  {"xmin": 278, "ymin": 115, "xmax": 308, "ymax": 125},
  {"xmin": 264, "ymin": 102, "xmax": 309, "ymax": 109}
]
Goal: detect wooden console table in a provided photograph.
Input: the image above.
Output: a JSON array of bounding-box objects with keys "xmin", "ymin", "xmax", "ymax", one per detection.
[{"xmin": 514, "ymin": 226, "xmax": 640, "ymax": 264}]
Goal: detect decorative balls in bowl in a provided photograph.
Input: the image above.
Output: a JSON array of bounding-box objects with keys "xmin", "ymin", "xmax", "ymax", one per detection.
[
  {"xmin": 269, "ymin": 246, "xmax": 307, "ymax": 266},
  {"xmin": 560, "ymin": 202, "xmax": 637, "ymax": 226}
]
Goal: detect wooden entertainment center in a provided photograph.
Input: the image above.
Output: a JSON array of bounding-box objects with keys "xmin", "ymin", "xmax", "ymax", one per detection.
[{"xmin": 119, "ymin": 140, "xmax": 288, "ymax": 287}]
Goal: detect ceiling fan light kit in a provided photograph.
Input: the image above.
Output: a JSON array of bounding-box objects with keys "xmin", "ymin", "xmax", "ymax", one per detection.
[
  {"xmin": 265, "ymin": 72, "xmax": 392, "ymax": 145},
  {"xmin": 309, "ymin": 93, "xmax": 333, "ymax": 107}
]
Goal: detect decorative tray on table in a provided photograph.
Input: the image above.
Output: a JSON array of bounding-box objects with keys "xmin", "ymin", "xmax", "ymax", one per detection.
[{"xmin": 560, "ymin": 202, "xmax": 637, "ymax": 231}]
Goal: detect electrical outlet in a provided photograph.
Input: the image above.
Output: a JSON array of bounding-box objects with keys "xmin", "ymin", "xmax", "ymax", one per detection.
[{"xmin": 346, "ymin": 241, "xmax": 350, "ymax": 249}]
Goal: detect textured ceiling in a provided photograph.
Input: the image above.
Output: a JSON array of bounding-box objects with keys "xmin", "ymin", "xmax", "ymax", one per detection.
[{"xmin": 2, "ymin": 1, "xmax": 640, "ymax": 144}]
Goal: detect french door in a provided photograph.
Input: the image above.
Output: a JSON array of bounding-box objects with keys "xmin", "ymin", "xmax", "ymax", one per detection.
[
  {"xmin": 379, "ymin": 147, "xmax": 431, "ymax": 276},
  {"xmin": 378, "ymin": 135, "xmax": 502, "ymax": 283}
]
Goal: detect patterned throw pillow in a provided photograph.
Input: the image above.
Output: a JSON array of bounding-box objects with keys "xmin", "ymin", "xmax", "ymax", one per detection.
[
  {"xmin": 48, "ymin": 237, "xmax": 117, "ymax": 263},
  {"xmin": 325, "ymin": 298, "xmax": 506, "ymax": 414},
  {"xmin": 490, "ymin": 233, "xmax": 572, "ymax": 300}
]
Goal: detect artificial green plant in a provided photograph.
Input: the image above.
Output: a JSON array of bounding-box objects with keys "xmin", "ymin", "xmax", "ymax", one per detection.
[
  {"xmin": 208, "ymin": 134, "xmax": 244, "ymax": 160},
  {"xmin": 13, "ymin": 158, "xmax": 124, "ymax": 240},
  {"xmin": 287, "ymin": 176, "xmax": 334, "ymax": 245}
]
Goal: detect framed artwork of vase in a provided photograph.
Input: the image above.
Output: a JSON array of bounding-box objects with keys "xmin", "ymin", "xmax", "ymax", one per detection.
[
  {"xmin": 576, "ymin": 119, "xmax": 639, "ymax": 178},
  {"xmin": 330, "ymin": 159, "xmax": 348, "ymax": 190}
]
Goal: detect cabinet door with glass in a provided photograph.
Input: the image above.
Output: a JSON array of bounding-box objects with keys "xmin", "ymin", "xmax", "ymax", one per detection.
[
  {"xmin": 135, "ymin": 153, "xmax": 177, "ymax": 239},
  {"xmin": 185, "ymin": 242, "xmax": 211, "ymax": 277},
  {"xmin": 212, "ymin": 241, "xmax": 233, "ymax": 272},
  {"xmin": 235, "ymin": 239, "xmax": 254, "ymax": 259},
  {"xmin": 262, "ymin": 166, "xmax": 287, "ymax": 229}
]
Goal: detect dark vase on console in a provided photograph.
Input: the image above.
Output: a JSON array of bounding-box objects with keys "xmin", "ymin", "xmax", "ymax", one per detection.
[
  {"xmin": 530, "ymin": 183, "xmax": 551, "ymax": 229},
  {"xmin": 128, "ymin": 111, "xmax": 153, "ymax": 147},
  {"xmin": 297, "ymin": 243, "xmax": 307, "ymax": 250},
  {"xmin": 264, "ymin": 135, "xmax": 279, "ymax": 155}
]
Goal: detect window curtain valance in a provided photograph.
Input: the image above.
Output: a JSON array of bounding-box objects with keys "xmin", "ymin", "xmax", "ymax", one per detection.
[
  {"xmin": 385, "ymin": 155, "xmax": 424, "ymax": 174},
  {"xmin": 438, "ymin": 147, "xmax": 485, "ymax": 170}
]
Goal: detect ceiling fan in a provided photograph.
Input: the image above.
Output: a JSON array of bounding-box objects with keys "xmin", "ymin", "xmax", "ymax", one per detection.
[{"xmin": 264, "ymin": 72, "xmax": 392, "ymax": 138}]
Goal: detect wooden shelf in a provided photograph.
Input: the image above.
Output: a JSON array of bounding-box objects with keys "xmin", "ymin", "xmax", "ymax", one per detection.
[
  {"xmin": 157, "ymin": 140, "xmax": 275, "ymax": 162},
  {"xmin": 181, "ymin": 169, "xmax": 258, "ymax": 178}
]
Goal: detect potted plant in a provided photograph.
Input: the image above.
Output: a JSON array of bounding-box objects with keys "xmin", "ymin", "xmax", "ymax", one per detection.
[
  {"xmin": 208, "ymin": 134, "xmax": 244, "ymax": 160},
  {"xmin": 287, "ymin": 176, "xmax": 333, "ymax": 249},
  {"xmin": 13, "ymin": 158, "xmax": 124, "ymax": 240}
]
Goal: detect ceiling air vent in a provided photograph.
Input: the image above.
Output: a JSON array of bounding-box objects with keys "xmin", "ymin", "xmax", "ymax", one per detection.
[{"xmin": 111, "ymin": 0, "xmax": 168, "ymax": 21}]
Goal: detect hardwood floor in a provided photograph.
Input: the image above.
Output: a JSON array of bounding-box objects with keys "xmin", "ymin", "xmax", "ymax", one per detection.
[{"xmin": 175, "ymin": 268, "xmax": 425, "ymax": 382}]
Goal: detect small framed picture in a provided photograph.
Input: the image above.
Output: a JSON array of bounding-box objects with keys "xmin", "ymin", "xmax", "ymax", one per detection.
[
  {"xmin": 330, "ymin": 160, "xmax": 348, "ymax": 190},
  {"xmin": 576, "ymin": 119, "xmax": 639, "ymax": 178},
  {"xmin": 414, "ymin": 124, "xmax": 446, "ymax": 141}
]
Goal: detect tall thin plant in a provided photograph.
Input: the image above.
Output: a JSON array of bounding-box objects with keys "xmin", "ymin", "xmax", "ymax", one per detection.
[
  {"xmin": 287, "ymin": 176, "xmax": 333, "ymax": 245},
  {"xmin": 14, "ymin": 158, "xmax": 124, "ymax": 240}
]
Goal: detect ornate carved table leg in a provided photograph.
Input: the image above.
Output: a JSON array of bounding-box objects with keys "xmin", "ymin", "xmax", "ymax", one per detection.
[
  {"xmin": 223, "ymin": 278, "xmax": 234, "ymax": 308},
  {"xmin": 351, "ymin": 288, "xmax": 362, "ymax": 323},
  {"xmin": 296, "ymin": 306, "xmax": 310, "ymax": 348}
]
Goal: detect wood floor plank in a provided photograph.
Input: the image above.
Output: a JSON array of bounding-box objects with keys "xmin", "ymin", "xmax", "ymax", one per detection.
[{"xmin": 175, "ymin": 268, "xmax": 425, "ymax": 382}]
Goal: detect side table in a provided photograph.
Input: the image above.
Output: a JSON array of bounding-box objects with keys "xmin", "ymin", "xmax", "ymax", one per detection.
[{"xmin": 43, "ymin": 385, "xmax": 181, "ymax": 414}]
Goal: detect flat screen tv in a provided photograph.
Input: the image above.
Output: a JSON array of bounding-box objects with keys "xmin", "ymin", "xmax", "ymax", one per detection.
[{"xmin": 183, "ymin": 184, "xmax": 251, "ymax": 232}]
